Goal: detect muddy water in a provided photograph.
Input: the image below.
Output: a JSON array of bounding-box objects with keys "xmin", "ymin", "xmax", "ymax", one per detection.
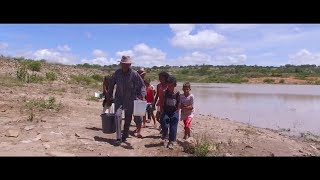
[{"xmin": 174, "ymin": 83, "xmax": 320, "ymax": 135}]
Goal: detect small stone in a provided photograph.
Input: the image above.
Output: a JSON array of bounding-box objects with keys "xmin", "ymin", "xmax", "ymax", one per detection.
[
  {"xmin": 310, "ymin": 145, "xmax": 318, "ymax": 151},
  {"xmin": 86, "ymin": 147, "xmax": 94, "ymax": 151},
  {"xmin": 245, "ymin": 145, "xmax": 253, "ymax": 149},
  {"xmin": 224, "ymin": 153, "xmax": 232, "ymax": 157},
  {"xmin": 5, "ymin": 129, "xmax": 20, "ymax": 137},
  {"xmin": 21, "ymin": 140, "xmax": 32, "ymax": 143},
  {"xmin": 1, "ymin": 109, "xmax": 6, "ymax": 112},
  {"xmin": 75, "ymin": 133, "xmax": 81, "ymax": 137},
  {"xmin": 33, "ymin": 134, "xmax": 42, "ymax": 141},
  {"xmin": 24, "ymin": 125, "xmax": 35, "ymax": 131}
]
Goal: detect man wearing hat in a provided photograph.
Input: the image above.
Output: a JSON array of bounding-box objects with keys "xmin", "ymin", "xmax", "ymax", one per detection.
[{"xmin": 105, "ymin": 56, "xmax": 146, "ymax": 143}]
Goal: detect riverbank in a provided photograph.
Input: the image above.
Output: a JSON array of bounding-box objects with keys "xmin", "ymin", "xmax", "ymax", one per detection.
[{"xmin": 1, "ymin": 82, "xmax": 320, "ymax": 156}]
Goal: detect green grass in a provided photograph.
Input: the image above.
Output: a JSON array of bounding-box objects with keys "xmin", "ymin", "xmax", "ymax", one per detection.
[
  {"xmin": 46, "ymin": 72, "xmax": 58, "ymax": 81},
  {"xmin": 184, "ymin": 133, "xmax": 215, "ymax": 157},
  {"xmin": 263, "ymin": 78, "xmax": 275, "ymax": 84},
  {"xmin": 25, "ymin": 97, "xmax": 62, "ymax": 112}
]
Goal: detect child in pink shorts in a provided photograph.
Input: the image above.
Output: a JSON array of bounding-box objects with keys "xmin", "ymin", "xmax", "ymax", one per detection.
[{"xmin": 180, "ymin": 82, "xmax": 194, "ymax": 139}]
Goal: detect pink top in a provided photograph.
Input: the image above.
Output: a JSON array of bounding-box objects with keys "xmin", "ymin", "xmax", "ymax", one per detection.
[{"xmin": 156, "ymin": 83, "xmax": 168, "ymax": 107}]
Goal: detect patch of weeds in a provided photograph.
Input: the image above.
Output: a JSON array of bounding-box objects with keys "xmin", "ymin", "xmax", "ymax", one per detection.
[
  {"xmin": 184, "ymin": 133, "xmax": 217, "ymax": 157},
  {"xmin": 46, "ymin": 71, "xmax": 57, "ymax": 81},
  {"xmin": 25, "ymin": 96, "xmax": 62, "ymax": 112}
]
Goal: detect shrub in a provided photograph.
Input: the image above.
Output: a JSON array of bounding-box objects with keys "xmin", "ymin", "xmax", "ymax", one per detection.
[
  {"xmin": 46, "ymin": 72, "xmax": 57, "ymax": 81},
  {"xmin": 90, "ymin": 74, "xmax": 104, "ymax": 82},
  {"xmin": 279, "ymin": 79, "xmax": 285, "ymax": 84},
  {"xmin": 27, "ymin": 61, "xmax": 42, "ymax": 72}
]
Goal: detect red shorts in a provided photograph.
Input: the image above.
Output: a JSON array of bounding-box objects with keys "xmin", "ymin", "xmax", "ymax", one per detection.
[{"xmin": 183, "ymin": 116, "xmax": 193, "ymax": 129}]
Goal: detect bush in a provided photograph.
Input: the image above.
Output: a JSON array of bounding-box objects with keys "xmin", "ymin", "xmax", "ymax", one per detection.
[
  {"xmin": 27, "ymin": 61, "xmax": 42, "ymax": 72},
  {"xmin": 46, "ymin": 72, "xmax": 57, "ymax": 81},
  {"xmin": 90, "ymin": 74, "xmax": 104, "ymax": 82},
  {"xmin": 279, "ymin": 79, "xmax": 285, "ymax": 84},
  {"xmin": 70, "ymin": 75, "xmax": 95, "ymax": 85},
  {"xmin": 27, "ymin": 73, "xmax": 44, "ymax": 83},
  {"xmin": 16, "ymin": 66, "xmax": 28, "ymax": 81},
  {"xmin": 263, "ymin": 78, "xmax": 275, "ymax": 84}
]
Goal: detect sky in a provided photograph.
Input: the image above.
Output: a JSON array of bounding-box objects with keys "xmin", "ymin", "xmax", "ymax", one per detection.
[{"xmin": 1, "ymin": 24, "xmax": 320, "ymax": 67}]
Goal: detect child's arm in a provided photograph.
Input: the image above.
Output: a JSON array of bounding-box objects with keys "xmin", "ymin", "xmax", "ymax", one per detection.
[
  {"xmin": 102, "ymin": 80, "xmax": 108, "ymax": 95},
  {"xmin": 153, "ymin": 85, "xmax": 159, "ymax": 107},
  {"xmin": 182, "ymin": 95, "xmax": 194, "ymax": 110},
  {"xmin": 176, "ymin": 92, "xmax": 181, "ymax": 111}
]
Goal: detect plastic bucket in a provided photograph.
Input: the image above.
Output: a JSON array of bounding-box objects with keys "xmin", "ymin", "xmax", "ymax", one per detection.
[
  {"xmin": 95, "ymin": 92, "xmax": 102, "ymax": 98},
  {"xmin": 133, "ymin": 100, "xmax": 147, "ymax": 116},
  {"xmin": 101, "ymin": 113, "xmax": 116, "ymax": 134}
]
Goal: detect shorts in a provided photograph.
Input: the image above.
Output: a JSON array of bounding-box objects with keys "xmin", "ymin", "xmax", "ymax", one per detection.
[{"xmin": 183, "ymin": 116, "xmax": 193, "ymax": 129}]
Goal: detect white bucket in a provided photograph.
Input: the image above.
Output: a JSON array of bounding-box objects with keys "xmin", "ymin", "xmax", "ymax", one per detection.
[
  {"xmin": 133, "ymin": 100, "xmax": 147, "ymax": 116},
  {"xmin": 95, "ymin": 92, "xmax": 102, "ymax": 98}
]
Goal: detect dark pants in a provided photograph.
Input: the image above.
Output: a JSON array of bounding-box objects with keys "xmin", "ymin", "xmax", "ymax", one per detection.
[
  {"xmin": 114, "ymin": 102, "xmax": 134, "ymax": 139},
  {"xmin": 161, "ymin": 111, "xmax": 179, "ymax": 142}
]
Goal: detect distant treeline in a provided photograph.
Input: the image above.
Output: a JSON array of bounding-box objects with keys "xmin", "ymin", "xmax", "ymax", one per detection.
[{"xmin": 2, "ymin": 55, "xmax": 320, "ymax": 83}]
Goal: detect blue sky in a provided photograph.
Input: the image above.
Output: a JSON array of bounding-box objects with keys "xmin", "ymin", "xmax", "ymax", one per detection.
[{"xmin": 1, "ymin": 24, "xmax": 320, "ymax": 67}]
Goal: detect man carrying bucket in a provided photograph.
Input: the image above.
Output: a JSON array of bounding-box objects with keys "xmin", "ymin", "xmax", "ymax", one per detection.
[{"xmin": 105, "ymin": 56, "xmax": 146, "ymax": 144}]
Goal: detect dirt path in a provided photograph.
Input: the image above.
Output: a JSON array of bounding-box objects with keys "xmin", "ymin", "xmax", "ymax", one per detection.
[{"xmin": 1, "ymin": 82, "xmax": 320, "ymax": 156}]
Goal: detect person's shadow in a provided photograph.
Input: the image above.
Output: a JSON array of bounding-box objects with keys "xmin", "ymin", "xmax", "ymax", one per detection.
[{"xmin": 94, "ymin": 136, "xmax": 134, "ymax": 150}]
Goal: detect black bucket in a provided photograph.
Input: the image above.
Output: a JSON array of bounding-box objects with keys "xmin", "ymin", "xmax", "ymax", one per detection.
[{"xmin": 101, "ymin": 113, "xmax": 116, "ymax": 134}]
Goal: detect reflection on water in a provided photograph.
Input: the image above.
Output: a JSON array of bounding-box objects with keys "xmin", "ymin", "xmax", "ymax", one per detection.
[{"xmin": 175, "ymin": 83, "xmax": 320, "ymax": 135}]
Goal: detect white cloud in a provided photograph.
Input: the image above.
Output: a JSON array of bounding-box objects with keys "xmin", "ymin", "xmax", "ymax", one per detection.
[
  {"xmin": 217, "ymin": 48, "xmax": 245, "ymax": 54},
  {"xmin": 169, "ymin": 24, "xmax": 225, "ymax": 49},
  {"xmin": 81, "ymin": 57, "xmax": 118, "ymax": 66},
  {"xmin": 0, "ymin": 42, "xmax": 8, "ymax": 50},
  {"xmin": 81, "ymin": 49, "xmax": 117, "ymax": 66},
  {"xmin": 31, "ymin": 49, "xmax": 77, "ymax": 65},
  {"xmin": 116, "ymin": 50, "xmax": 134, "ymax": 57},
  {"xmin": 92, "ymin": 49, "xmax": 107, "ymax": 58},
  {"xmin": 289, "ymin": 49, "xmax": 320, "ymax": 65},
  {"xmin": 116, "ymin": 43, "xmax": 166, "ymax": 67},
  {"xmin": 175, "ymin": 51, "xmax": 247, "ymax": 66},
  {"xmin": 57, "ymin": 44, "xmax": 71, "ymax": 51}
]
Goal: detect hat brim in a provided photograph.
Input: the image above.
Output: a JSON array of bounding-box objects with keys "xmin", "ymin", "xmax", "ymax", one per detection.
[{"xmin": 119, "ymin": 61, "xmax": 132, "ymax": 64}]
